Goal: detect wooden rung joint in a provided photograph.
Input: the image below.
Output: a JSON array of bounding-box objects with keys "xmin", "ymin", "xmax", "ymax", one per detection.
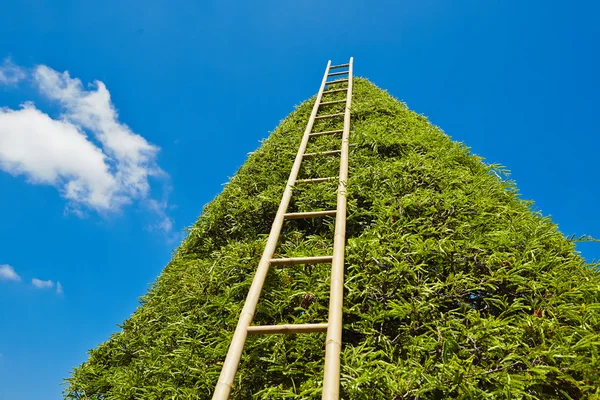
[
  {"xmin": 314, "ymin": 113, "xmax": 345, "ymax": 120},
  {"xmin": 329, "ymin": 63, "xmax": 349, "ymax": 69},
  {"xmin": 327, "ymin": 71, "xmax": 348, "ymax": 77},
  {"xmin": 322, "ymin": 88, "xmax": 347, "ymax": 94},
  {"xmin": 270, "ymin": 256, "xmax": 333, "ymax": 266},
  {"xmin": 247, "ymin": 323, "xmax": 328, "ymax": 335},
  {"xmin": 303, "ymin": 150, "xmax": 341, "ymax": 158},
  {"xmin": 295, "ymin": 177, "xmax": 337, "ymax": 184},
  {"xmin": 284, "ymin": 210, "xmax": 337, "ymax": 219},
  {"xmin": 319, "ymin": 99, "xmax": 346, "ymax": 106},
  {"xmin": 326, "ymin": 79, "xmax": 349, "ymax": 85},
  {"xmin": 309, "ymin": 129, "xmax": 343, "ymax": 137}
]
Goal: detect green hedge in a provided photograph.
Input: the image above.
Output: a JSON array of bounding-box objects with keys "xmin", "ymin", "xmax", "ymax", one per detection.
[{"xmin": 65, "ymin": 78, "xmax": 600, "ymax": 399}]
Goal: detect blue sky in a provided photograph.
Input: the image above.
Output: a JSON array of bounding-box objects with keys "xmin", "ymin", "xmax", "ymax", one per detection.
[{"xmin": 0, "ymin": 1, "xmax": 598, "ymax": 399}]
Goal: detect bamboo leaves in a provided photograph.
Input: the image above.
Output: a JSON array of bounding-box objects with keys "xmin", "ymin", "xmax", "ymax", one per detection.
[{"xmin": 65, "ymin": 79, "xmax": 600, "ymax": 399}]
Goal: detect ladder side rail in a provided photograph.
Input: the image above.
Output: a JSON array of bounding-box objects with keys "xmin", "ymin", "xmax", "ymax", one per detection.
[
  {"xmin": 322, "ymin": 57, "xmax": 354, "ymax": 400},
  {"xmin": 212, "ymin": 60, "xmax": 333, "ymax": 400}
]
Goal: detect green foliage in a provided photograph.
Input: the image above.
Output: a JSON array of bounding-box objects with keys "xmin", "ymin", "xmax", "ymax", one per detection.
[{"xmin": 65, "ymin": 79, "xmax": 600, "ymax": 399}]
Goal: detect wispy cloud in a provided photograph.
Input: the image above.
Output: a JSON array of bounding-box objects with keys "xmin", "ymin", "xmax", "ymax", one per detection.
[
  {"xmin": 1, "ymin": 264, "xmax": 64, "ymax": 294},
  {"xmin": 0, "ymin": 264, "xmax": 21, "ymax": 281},
  {"xmin": 31, "ymin": 278, "xmax": 54, "ymax": 289},
  {"xmin": 0, "ymin": 58, "xmax": 26, "ymax": 85},
  {"xmin": 0, "ymin": 62, "xmax": 174, "ymax": 232},
  {"xmin": 144, "ymin": 184, "xmax": 174, "ymax": 235}
]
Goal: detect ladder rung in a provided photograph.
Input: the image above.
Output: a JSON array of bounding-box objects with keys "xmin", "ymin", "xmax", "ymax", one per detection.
[
  {"xmin": 270, "ymin": 256, "xmax": 333, "ymax": 266},
  {"xmin": 326, "ymin": 79, "xmax": 348, "ymax": 85},
  {"xmin": 247, "ymin": 323, "xmax": 328, "ymax": 335},
  {"xmin": 309, "ymin": 129, "xmax": 343, "ymax": 137},
  {"xmin": 295, "ymin": 177, "xmax": 337, "ymax": 184},
  {"xmin": 330, "ymin": 63, "xmax": 349, "ymax": 69},
  {"xmin": 322, "ymin": 88, "xmax": 347, "ymax": 95},
  {"xmin": 303, "ymin": 150, "xmax": 341, "ymax": 158},
  {"xmin": 314, "ymin": 113, "xmax": 344, "ymax": 120},
  {"xmin": 327, "ymin": 71, "xmax": 348, "ymax": 77},
  {"xmin": 284, "ymin": 210, "xmax": 337, "ymax": 220},
  {"xmin": 320, "ymin": 99, "xmax": 346, "ymax": 106}
]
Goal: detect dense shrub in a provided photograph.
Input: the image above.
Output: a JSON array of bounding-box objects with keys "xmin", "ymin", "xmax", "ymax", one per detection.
[{"xmin": 65, "ymin": 79, "xmax": 600, "ymax": 399}]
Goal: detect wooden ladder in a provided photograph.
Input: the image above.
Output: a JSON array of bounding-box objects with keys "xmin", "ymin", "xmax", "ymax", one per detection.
[{"xmin": 212, "ymin": 58, "xmax": 354, "ymax": 400}]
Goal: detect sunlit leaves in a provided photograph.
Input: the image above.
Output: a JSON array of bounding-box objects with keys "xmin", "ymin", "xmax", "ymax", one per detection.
[{"xmin": 65, "ymin": 79, "xmax": 600, "ymax": 399}]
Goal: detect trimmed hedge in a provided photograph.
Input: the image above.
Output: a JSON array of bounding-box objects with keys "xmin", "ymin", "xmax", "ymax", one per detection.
[{"xmin": 65, "ymin": 78, "xmax": 600, "ymax": 399}]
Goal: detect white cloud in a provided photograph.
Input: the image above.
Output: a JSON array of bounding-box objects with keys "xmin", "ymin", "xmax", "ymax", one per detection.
[
  {"xmin": 0, "ymin": 58, "xmax": 26, "ymax": 85},
  {"xmin": 56, "ymin": 281, "xmax": 63, "ymax": 295},
  {"xmin": 0, "ymin": 265, "xmax": 21, "ymax": 281},
  {"xmin": 0, "ymin": 104, "xmax": 118, "ymax": 209},
  {"xmin": 0, "ymin": 64, "xmax": 173, "ymax": 230},
  {"xmin": 34, "ymin": 66, "xmax": 162, "ymax": 201},
  {"xmin": 31, "ymin": 278, "xmax": 54, "ymax": 289}
]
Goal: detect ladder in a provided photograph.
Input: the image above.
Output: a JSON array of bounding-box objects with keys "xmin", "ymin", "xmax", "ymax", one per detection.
[{"xmin": 212, "ymin": 57, "xmax": 354, "ymax": 400}]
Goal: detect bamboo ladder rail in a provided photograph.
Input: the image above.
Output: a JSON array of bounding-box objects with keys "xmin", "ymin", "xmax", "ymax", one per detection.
[{"xmin": 212, "ymin": 57, "xmax": 354, "ymax": 400}]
